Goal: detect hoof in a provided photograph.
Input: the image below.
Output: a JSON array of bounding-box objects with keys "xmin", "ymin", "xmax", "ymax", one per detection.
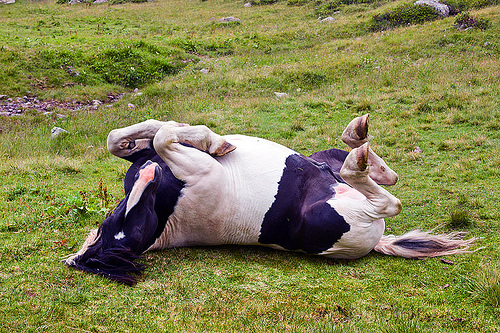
[
  {"xmin": 211, "ymin": 140, "xmax": 237, "ymax": 156},
  {"xmin": 342, "ymin": 114, "xmax": 370, "ymax": 148},
  {"xmin": 355, "ymin": 143, "xmax": 369, "ymax": 171},
  {"xmin": 355, "ymin": 114, "xmax": 369, "ymax": 141}
]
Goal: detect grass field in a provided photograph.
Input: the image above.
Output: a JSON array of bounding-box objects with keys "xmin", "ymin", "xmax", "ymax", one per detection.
[{"xmin": 1, "ymin": 0, "xmax": 499, "ymax": 331}]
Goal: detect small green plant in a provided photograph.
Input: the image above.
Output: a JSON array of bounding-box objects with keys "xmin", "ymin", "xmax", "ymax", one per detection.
[
  {"xmin": 464, "ymin": 265, "xmax": 500, "ymax": 308},
  {"xmin": 447, "ymin": 195, "xmax": 474, "ymax": 228},
  {"xmin": 455, "ymin": 12, "xmax": 490, "ymax": 30}
]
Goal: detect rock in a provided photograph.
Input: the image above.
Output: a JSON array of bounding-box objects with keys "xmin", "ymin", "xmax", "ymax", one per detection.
[
  {"xmin": 0, "ymin": 0, "xmax": 15, "ymax": 4},
  {"xmin": 320, "ymin": 17, "xmax": 335, "ymax": 23},
  {"xmin": 274, "ymin": 92, "xmax": 289, "ymax": 98},
  {"xmin": 244, "ymin": 2, "xmax": 252, "ymax": 7},
  {"xmin": 200, "ymin": 68, "xmax": 209, "ymax": 74},
  {"xmin": 92, "ymin": 100, "xmax": 103, "ymax": 106},
  {"xmin": 51, "ymin": 127, "xmax": 69, "ymax": 138},
  {"xmin": 413, "ymin": 146, "xmax": 422, "ymax": 153},
  {"xmin": 414, "ymin": 0, "xmax": 456, "ymax": 17},
  {"xmin": 94, "ymin": 0, "xmax": 108, "ymax": 3},
  {"xmin": 219, "ymin": 17, "xmax": 241, "ymax": 23}
]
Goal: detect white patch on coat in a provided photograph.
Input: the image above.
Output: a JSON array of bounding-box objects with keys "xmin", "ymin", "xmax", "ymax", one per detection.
[
  {"xmin": 126, "ymin": 163, "xmax": 157, "ymax": 217},
  {"xmin": 114, "ymin": 231, "xmax": 126, "ymax": 240},
  {"xmin": 148, "ymin": 135, "xmax": 293, "ymax": 250}
]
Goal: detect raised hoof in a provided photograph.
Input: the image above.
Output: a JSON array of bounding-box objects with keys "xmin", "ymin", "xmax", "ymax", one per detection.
[
  {"xmin": 342, "ymin": 114, "xmax": 370, "ymax": 149},
  {"xmin": 355, "ymin": 143, "xmax": 369, "ymax": 171},
  {"xmin": 211, "ymin": 140, "xmax": 237, "ymax": 156}
]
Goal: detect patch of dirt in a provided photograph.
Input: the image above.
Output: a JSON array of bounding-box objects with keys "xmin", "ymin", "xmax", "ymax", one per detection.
[{"xmin": 0, "ymin": 93, "xmax": 124, "ymax": 117}]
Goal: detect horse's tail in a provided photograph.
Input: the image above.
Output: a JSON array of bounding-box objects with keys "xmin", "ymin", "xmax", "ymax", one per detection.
[{"xmin": 373, "ymin": 229, "xmax": 476, "ymax": 258}]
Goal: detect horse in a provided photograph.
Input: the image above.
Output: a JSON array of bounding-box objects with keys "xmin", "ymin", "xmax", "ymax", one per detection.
[{"xmin": 64, "ymin": 115, "xmax": 474, "ymax": 285}]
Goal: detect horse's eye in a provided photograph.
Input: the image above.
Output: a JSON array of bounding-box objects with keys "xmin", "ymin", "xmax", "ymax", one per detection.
[{"xmin": 128, "ymin": 141, "xmax": 136, "ymax": 149}]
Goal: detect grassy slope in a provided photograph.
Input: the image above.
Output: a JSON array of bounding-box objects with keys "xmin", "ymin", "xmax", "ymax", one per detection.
[{"xmin": 1, "ymin": 0, "xmax": 500, "ymax": 331}]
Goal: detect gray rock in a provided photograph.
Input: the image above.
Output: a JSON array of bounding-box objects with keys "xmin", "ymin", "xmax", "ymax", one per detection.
[
  {"xmin": 0, "ymin": 0, "xmax": 15, "ymax": 4},
  {"xmin": 414, "ymin": 0, "xmax": 452, "ymax": 17},
  {"xmin": 219, "ymin": 17, "xmax": 241, "ymax": 23},
  {"xmin": 94, "ymin": 0, "xmax": 108, "ymax": 3},
  {"xmin": 320, "ymin": 17, "xmax": 335, "ymax": 23},
  {"xmin": 51, "ymin": 127, "xmax": 70, "ymax": 138},
  {"xmin": 274, "ymin": 92, "xmax": 289, "ymax": 98},
  {"xmin": 244, "ymin": 2, "xmax": 252, "ymax": 7}
]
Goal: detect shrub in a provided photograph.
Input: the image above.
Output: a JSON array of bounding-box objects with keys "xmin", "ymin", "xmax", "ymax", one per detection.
[
  {"xmin": 455, "ymin": 12, "xmax": 490, "ymax": 30},
  {"xmin": 315, "ymin": 0, "xmax": 381, "ymax": 16},
  {"xmin": 368, "ymin": 3, "xmax": 440, "ymax": 31},
  {"xmin": 87, "ymin": 42, "xmax": 190, "ymax": 88}
]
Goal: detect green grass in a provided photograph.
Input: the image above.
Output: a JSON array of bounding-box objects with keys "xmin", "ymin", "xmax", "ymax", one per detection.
[{"xmin": 1, "ymin": 0, "xmax": 500, "ymax": 331}]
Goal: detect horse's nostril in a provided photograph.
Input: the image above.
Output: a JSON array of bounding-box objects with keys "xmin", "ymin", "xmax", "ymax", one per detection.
[{"xmin": 128, "ymin": 141, "xmax": 136, "ymax": 149}]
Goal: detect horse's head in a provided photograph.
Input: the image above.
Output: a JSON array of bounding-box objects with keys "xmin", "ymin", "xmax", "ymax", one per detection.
[{"xmin": 65, "ymin": 161, "xmax": 162, "ymax": 285}]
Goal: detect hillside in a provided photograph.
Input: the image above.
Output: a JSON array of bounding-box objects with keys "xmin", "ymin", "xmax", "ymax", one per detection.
[{"xmin": 0, "ymin": 0, "xmax": 499, "ymax": 331}]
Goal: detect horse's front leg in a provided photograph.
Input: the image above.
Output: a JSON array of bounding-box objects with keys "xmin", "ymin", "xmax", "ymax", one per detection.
[{"xmin": 340, "ymin": 143, "xmax": 402, "ymax": 219}]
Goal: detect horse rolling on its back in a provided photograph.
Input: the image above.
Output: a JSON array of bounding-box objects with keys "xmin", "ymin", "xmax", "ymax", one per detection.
[{"xmin": 65, "ymin": 115, "xmax": 474, "ymax": 285}]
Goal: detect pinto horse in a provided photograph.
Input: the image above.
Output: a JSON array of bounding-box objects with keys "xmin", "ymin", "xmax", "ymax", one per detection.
[{"xmin": 65, "ymin": 115, "xmax": 473, "ymax": 285}]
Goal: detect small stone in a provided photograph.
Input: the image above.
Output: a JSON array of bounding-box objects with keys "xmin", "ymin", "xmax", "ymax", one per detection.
[
  {"xmin": 320, "ymin": 17, "xmax": 334, "ymax": 23},
  {"xmin": 413, "ymin": 146, "xmax": 422, "ymax": 153},
  {"xmin": 244, "ymin": 2, "xmax": 252, "ymax": 6},
  {"xmin": 274, "ymin": 92, "xmax": 288, "ymax": 98},
  {"xmin": 200, "ymin": 68, "xmax": 209, "ymax": 74},
  {"xmin": 51, "ymin": 127, "xmax": 69, "ymax": 138},
  {"xmin": 92, "ymin": 100, "xmax": 103, "ymax": 106}
]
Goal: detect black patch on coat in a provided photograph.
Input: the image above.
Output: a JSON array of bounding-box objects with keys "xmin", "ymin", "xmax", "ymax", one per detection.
[
  {"xmin": 308, "ymin": 148, "xmax": 349, "ymax": 184},
  {"xmin": 258, "ymin": 154, "xmax": 350, "ymax": 254}
]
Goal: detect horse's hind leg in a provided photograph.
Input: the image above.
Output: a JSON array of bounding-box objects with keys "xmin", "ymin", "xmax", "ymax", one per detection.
[
  {"xmin": 340, "ymin": 143, "xmax": 402, "ymax": 219},
  {"xmin": 342, "ymin": 115, "xmax": 398, "ymax": 186}
]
